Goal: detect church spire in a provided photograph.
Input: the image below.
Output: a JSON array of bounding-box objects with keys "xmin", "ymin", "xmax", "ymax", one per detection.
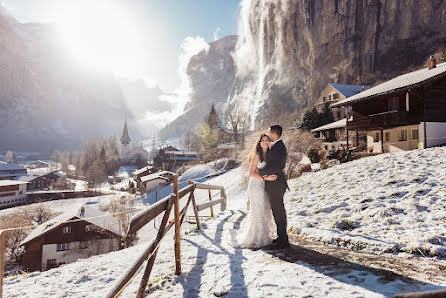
[{"xmin": 120, "ymin": 119, "xmax": 131, "ymax": 145}]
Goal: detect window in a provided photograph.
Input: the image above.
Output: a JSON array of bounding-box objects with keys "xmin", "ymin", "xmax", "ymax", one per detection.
[
  {"xmin": 328, "ymin": 95, "xmax": 332, "ymax": 101},
  {"xmin": 388, "ymin": 97, "xmax": 399, "ymax": 111},
  {"xmin": 47, "ymin": 259, "xmax": 56, "ymax": 266},
  {"xmin": 373, "ymin": 132, "xmax": 380, "ymax": 142},
  {"xmin": 0, "ymin": 192, "xmax": 15, "ymax": 198},
  {"xmin": 412, "ymin": 129, "xmax": 419, "ymax": 140},
  {"xmin": 85, "ymin": 225, "xmax": 93, "ymax": 232},
  {"xmin": 56, "ymin": 243, "xmax": 69, "ymax": 251},
  {"xmin": 19, "ymin": 191, "xmax": 23, "ymax": 195},
  {"xmin": 323, "ymin": 96, "xmax": 326, "ymax": 102},
  {"xmin": 333, "ymin": 93, "xmax": 339, "ymax": 99},
  {"xmin": 337, "ymin": 111, "xmax": 341, "ymax": 119},
  {"xmin": 399, "ymin": 130, "xmax": 408, "ymax": 141},
  {"xmin": 79, "ymin": 241, "xmax": 87, "ymax": 249},
  {"xmin": 385, "ymin": 132, "xmax": 390, "ymax": 142},
  {"xmin": 347, "ymin": 106, "xmax": 353, "ymax": 117},
  {"xmin": 63, "ymin": 226, "xmax": 71, "ymax": 234}
]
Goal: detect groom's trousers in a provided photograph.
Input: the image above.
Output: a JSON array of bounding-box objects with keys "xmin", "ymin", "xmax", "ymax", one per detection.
[{"xmin": 267, "ymin": 188, "xmax": 288, "ymax": 242}]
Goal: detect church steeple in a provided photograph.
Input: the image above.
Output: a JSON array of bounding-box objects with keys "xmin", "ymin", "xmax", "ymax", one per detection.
[{"xmin": 120, "ymin": 120, "xmax": 131, "ymax": 145}]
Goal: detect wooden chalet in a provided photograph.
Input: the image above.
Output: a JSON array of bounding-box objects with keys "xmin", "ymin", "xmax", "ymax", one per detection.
[
  {"xmin": 133, "ymin": 165, "xmax": 159, "ymax": 189},
  {"xmin": 21, "ymin": 205, "xmax": 121, "ymax": 272},
  {"xmin": 331, "ymin": 56, "xmax": 446, "ymax": 153}
]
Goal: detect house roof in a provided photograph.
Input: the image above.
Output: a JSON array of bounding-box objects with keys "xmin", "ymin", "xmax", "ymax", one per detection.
[
  {"xmin": 140, "ymin": 171, "xmax": 175, "ymax": 183},
  {"xmin": 21, "ymin": 204, "xmax": 122, "ymax": 246},
  {"xmin": 16, "ymin": 174, "xmax": 50, "ymax": 182},
  {"xmin": 0, "ymin": 163, "xmax": 26, "ymax": 171},
  {"xmin": 133, "ymin": 165, "xmax": 156, "ymax": 176},
  {"xmin": 329, "ymin": 83, "xmax": 371, "ymax": 98},
  {"xmin": 0, "ymin": 180, "xmax": 29, "ymax": 186},
  {"xmin": 331, "ymin": 62, "xmax": 446, "ymax": 108},
  {"xmin": 0, "ymin": 161, "xmax": 6, "ymax": 165},
  {"xmin": 311, "ymin": 118, "xmax": 348, "ymax": 132},
  {"xmin": 30, "ymin": 160, "xmax": 49, "ymax": 165}
]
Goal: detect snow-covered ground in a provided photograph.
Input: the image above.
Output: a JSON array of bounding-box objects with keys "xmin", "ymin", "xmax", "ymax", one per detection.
[
  {"xmin": 286, "ymin": 147, "xmax": 446, "ymax": 257},
  {"xmin": 4, "ymin": 148, "xmax": 446, "ymax": 297}
]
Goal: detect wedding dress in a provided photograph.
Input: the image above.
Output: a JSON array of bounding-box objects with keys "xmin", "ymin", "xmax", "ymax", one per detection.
[{"xmin": 229, "ymin": 161, "xmax": 275, "ymax": 248}]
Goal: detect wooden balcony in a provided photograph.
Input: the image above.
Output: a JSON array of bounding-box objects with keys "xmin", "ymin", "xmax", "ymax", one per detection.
[{"xmin": 368, "ymin": 110, "xmax": 410, "ymax": 129}]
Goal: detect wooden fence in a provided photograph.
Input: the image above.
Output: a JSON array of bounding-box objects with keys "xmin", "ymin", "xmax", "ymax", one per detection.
[
  {"xmin": 107, "ymin": 175, "xmax": 226, "ymax": 298},
  {"xmin": 0, "ymin": 174, "xmax": 226, "ymax": 298}
]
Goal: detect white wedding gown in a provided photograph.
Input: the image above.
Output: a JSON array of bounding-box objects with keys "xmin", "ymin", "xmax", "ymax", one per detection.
[{"xmin": 229, "ymin": 161, "xmax": 275, "ymax": 248}]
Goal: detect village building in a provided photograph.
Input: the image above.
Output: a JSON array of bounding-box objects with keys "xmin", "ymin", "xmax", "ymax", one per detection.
[
  {"xmin": 133, "ymin": 165, "xmax": 159, "ymax": 189},
  {"xmin": 26, "ymin": 160, "xmax": 50, "ymax": 169},
  {"xmin": 331, "ymin": 56, "xmax": 446, "ymax": 153},
  {"xmin": 312, "ymin": 84, "xmax": 371, "ymax": 150},
  {"xmin": 21, "ymin": 205, "xmax": 122, "ymax": 272},
  {"xmin": 140, "ymin": 171, "xmax": 175, "ymax": 193},
  {"xmin": 17, "ymin": 174, "xmax": 51, "ymax": 191},
  {"xmin": 0, "ymin": 163, "xmax": 28, "ymax": 180},
  {"xmin": 0, "ymin": 180, "xmax": 28, "ymax": 208},
  {"xmin": 120, "ymin": 120, "xmax": 149, "ymax": 164}
]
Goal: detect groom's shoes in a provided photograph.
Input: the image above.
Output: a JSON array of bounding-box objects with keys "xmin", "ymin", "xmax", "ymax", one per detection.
[{"xmin": 271, "ymin": 238, "xmax": 290, "ymax": 249}]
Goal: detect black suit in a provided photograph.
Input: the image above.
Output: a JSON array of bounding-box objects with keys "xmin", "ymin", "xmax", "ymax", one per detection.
[{"xmin": 258, "ymin": 140, "xmax": 289, "ymax": 244}]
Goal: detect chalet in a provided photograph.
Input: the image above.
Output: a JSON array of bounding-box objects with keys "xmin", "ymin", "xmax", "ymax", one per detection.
[
  {"xmin": 41, "ymin": 171, "xmax": 62, "ymax": 182},
  {"xmin": 0, "ymin": 180, "xmax": 28, "ymax": 208},
  {"xmin": 28, "ymin": 160, "xmax": 50, "ymax": 169},
  {"xmin": 331, "ymin": 56, "xmax": 446, "ymax": 153},
  {"xmin": 133, "ymin": 165, "xmax": 159, "ymax": 188},
  {"xmin": 140, "ymin": 171, "xmax": 175, "ymax": 193},
  {"xmin": 0, "ymin": 163, "xmax": 27, "ymax": 180},
  {"xmin": 21, "ymin": 205, "xmax": 121, "ymax": 272},
  {"xmin": 315, "ymin": 83, "xmax": 371, "ymax": 121},
  {"xmin": 17, "ymin": 174, "xmax": 51, "ymax": 191},
  {"xmin": 312, "ymin": 83, "xmax": 371, "ymax": 150}
]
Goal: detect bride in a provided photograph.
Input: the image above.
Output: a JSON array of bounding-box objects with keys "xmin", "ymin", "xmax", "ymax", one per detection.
[{"xmin": 229, "ymin": 134, "xmax": 277, "ymax": 249}]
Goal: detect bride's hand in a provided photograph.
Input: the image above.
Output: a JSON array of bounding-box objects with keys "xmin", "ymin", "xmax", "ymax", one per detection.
[{"xmin": 264, "ymin": 175, "xmax": 277, "ymax": 181}]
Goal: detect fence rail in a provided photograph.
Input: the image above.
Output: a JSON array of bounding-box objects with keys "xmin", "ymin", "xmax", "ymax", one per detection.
[{"xmin": 107, "ymin": 175, "xmax": 226, "ymax": 298}]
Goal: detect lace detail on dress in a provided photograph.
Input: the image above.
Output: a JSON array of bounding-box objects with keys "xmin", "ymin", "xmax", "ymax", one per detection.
[{"xmin": 228, "ymin": 161, "xmax": 275, "ymax": 248}]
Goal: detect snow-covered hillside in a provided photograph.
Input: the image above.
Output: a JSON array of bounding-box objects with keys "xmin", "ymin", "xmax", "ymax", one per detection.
[{"xmin": 4, "ymin": 148, "xmax": 446, "ymax": 297}]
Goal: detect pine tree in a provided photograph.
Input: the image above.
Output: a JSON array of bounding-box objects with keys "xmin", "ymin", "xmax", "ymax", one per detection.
[{"xmin": 207, "ymin": 104, "xmax": 220, "ymax": 130}]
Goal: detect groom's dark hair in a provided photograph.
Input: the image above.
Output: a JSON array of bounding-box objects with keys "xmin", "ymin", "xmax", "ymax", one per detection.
[{"xmin": 269, "ymin": 125, "xmax": 282, "ymax": 137}]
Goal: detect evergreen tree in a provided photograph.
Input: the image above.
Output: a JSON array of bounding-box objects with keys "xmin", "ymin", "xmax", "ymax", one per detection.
[
  {"xmin": 297, "ymin": 107, "xmax": 320, "ymax": 130},
  {"xmin": 207, "ymin": 104, "xmax": 220, "ymax": 130}
]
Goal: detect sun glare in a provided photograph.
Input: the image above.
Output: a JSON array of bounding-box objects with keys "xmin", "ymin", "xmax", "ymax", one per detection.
[{"xmin": 56, "ymin": 0, "xmax": 144, "ymax": 76}]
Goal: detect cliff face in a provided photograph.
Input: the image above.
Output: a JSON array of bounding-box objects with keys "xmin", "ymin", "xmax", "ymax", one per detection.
[
  {"xmin": 229, "ymin": 0, "xmax": 446, "ymax": 127},
  {"xmin": 159, "ymin": 35, "xmax": 238, "ymax": 140}
]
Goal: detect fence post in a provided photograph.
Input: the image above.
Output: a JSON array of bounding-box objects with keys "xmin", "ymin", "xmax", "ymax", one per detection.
[
  {"xmin": 0, "ymin": 230, "xmax": 5, "ymax": 298},
  {"xmin": 208, "ymin": 189, "xmax": 214, "ymax": 217},
  {"xmin": 173, "ymin": 175, "xmax": 181, "ymax": 275},
  {"xmin": 220, "ymin": 189, "xmax": 227, "ymax": 211}
]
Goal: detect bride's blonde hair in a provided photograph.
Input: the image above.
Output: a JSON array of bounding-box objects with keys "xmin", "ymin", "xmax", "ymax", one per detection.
[{"xmin": 248, "ymin": 133, "xmax": 269, "ymax": 163}]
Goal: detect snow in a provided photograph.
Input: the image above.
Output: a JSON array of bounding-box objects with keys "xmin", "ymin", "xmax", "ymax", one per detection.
[{"xmin": 4, "ymin": 148, "xmax": 446, "ymax": 297}]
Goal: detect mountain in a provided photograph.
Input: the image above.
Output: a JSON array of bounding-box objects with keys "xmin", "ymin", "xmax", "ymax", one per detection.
[
  {"xmin": 0, "ymin": 7, "xmax": 142, "ymax": 153},
  {"xmin": 160, "ymin": 0, "xmax": 446, "ymax": 141},
  {"xmin": 228, "ymin": 0, "xmax": 446, "ymax": 127},
  {"xmin": 159, "ymin": 35, "xmax": 238, "ymax": 140}
]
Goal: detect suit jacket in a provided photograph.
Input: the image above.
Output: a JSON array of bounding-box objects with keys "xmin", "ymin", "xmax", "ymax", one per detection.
[{"xmin": 258, "ymin": 140, "xmax": 289, "ymax": 194}]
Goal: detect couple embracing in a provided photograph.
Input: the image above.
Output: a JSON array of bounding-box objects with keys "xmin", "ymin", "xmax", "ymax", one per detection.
[{"xmin": 230, "ymin": 125, "xmax": 290, "ymax": 250}]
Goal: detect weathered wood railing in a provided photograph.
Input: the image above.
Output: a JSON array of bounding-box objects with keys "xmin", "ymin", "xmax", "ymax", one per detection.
[{"xmin": 107, "ymin": 175, "xmax": 227, "ymax": 298}]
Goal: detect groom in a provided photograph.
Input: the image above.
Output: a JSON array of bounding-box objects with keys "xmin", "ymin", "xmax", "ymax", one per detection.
[{"xmin": 259, "ymin": 125, "xmax": 290, "ymax": 249}]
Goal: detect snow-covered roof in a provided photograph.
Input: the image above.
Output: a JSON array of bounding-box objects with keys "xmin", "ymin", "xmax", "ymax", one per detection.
[
  {"xmin": 16, "ymin": 175, "xmax": 50, "ymax": 182},
  {"xmin": 165, "ymin": 150, "xmax": 199, "ymax": 156},
  {"xmin": 133, "ymin": 165, "xmax": 156, "ymax": 176},
  {"xmin": 21, "ymin": 205, "xmax": 122, "ymax": 246},
  {"xmin": 311, "ymin": 118, "xmax": 348, "ymax": 132},
  {"xmin": 140, "ymin": 171, "xmax": 175, "ymax": 183},
  {"xmin": 0, "ymin": 163, "xmax": 26, "ymax": 171},
  {"xmin": 329, "ymin": 83, "xmax": 371, "ymax": 98},
  {"xmin": 0, "ymin": 161, "xmax": 6, "ymax": 165},
  {"xmin": 332, "ymin": 62, "xmax": 446, "ymax": 107},
  {"xmin": 0, "ymin": 180, "xmax": 29, "ymax": 186}
]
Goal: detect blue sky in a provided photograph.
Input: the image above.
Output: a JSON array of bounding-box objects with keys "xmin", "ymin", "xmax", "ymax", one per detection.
[{"xmin": 2, "ymin": 0, "xmax": 241, "ymax": 91}]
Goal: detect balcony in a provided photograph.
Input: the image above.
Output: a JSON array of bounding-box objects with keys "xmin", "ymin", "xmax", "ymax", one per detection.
[{"xmin": 368, "ymin": 110, "xmax": 410, "ymax": 129}]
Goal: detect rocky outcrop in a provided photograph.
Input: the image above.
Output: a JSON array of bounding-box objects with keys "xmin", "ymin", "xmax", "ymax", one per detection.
[
  {"xmin": 159, "ymin": 35, "xmax": 238, "ymax": 140},
  {"xmin": 229, "ymin": 0, "xmax": 446, "ymax": 127}
]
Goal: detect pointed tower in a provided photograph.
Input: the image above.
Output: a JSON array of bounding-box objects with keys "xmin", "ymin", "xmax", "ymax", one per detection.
[{"xmin": 120, "ymin": 120, "xmax": 131, "ymax": 146}]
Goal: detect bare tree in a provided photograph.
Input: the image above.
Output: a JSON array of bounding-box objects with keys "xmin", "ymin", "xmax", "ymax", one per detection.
[
  {"xmin": 0, "ymin": 213, "xmax": 32, "ymax": 268},
  {"xmin": 25, "ymin": 203, "xmax": 56, "ymax": 225},
  {"xmin": 224, "ymin": 102, "xmax": 250, "ymax": 142}
]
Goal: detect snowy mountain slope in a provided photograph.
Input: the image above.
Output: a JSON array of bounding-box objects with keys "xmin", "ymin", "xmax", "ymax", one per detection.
[{"xmin": 4, "ymin": 148, "xmax": 446, "ymax": 297}]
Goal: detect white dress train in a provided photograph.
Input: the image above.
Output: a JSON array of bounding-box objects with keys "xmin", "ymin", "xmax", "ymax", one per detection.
[{"xmin": 229, "ymin": 161, "xmax": 275, "ymax": 249}]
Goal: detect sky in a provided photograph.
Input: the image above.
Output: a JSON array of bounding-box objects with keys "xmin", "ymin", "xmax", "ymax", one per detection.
[{"xmin": 1, "ymin": 0, "xmax": 241, "ymax": 92}]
